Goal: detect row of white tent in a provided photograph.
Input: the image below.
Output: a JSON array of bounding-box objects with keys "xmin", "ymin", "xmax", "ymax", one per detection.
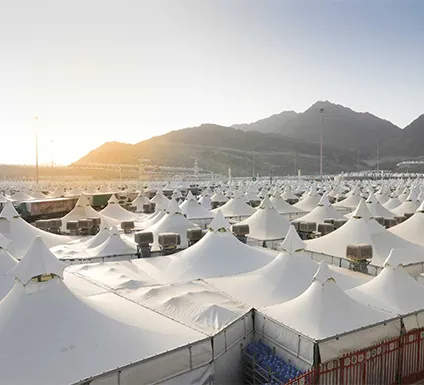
[{"xmin": 2, "ymin": 214, "xmax": 424, "ymax": 383}]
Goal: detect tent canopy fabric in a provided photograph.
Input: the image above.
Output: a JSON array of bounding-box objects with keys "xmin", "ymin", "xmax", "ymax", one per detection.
[
  {"xmin": 132, "ymin": 227, "xmax": 274, "ymax": 284},
  {"xmin": 0, "ymin": 270, "xmax": 205, "ymax": 385},
  {"xmin": 237, "ymin": 197, "xmax": 291, "ymax": 241},
  {"xmin": 261, "ymin": 262, "xmax": 393, "ymax": 341},
  {"xmin": 306, "ymin": 201, "xmax": 424, "ymax": 266},
  {"xmin": 347, "ymin": 248, "xmax": 424, "ymax": 315},
  {"xmin": 206, "ymin": 227, "xmax": 370, "ymax": 308}
]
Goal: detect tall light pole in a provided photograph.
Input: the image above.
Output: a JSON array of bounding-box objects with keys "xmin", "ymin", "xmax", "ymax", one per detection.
[
  {"xmin": 34, "ymin": 116, "xmax": 39, "ymax": 184},
  {"xmin": 318, "ymin": 108, "xmax": 324, "ymax": 181},
  {"xmin": 376, "ymin": 140, "xmax": 380, "ymax": 174}
]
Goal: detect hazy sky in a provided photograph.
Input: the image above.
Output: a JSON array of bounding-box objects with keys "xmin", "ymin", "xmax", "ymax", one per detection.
[{"xmin": 1, "ymin": 0, "xmax": 423, "ymax": 165}]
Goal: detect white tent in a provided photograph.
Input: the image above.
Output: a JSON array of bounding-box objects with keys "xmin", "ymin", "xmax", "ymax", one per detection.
[
  {"xmin": 51, "ymin": 226, "xmax": 112, "ymax": 258},
  {"xmin": 237, "ymin": 197, "xmax": 291, "ymax": 244},
  {"xmin": 207, "ymin": 226, "xmax": 370, "ymax": 308},
  {"xmin": 293, "ymin": 194, "xmax": 344, "ymax": 227},
  {"xmin": 198, "ymin": 188, "xmax": 213, "ymax": 210},
  {"xmin": 383, "ymin": 195, "xmax": 402, "ymax": 210},
  {"xmin": 145, "ymin": 199, "xmax": 199, "ymax": 252},
  {"xmin": 67, "ymin": 259, "xmax": 160, "ymax": 290},
  {"xmin": 0, "ymin": 202, "xmax": 71, "ymax": 258},
  {"xmin": 135, "ymin": 211, "xmax": 274, "ymax": 284},
  {"xmin": 334, "ymin": 190, "xmax": 363, "ymax": 211},
  {"xmin": 293, "ymin": 187, "xmax": 321, "ymax": 212},
  {"xmin": 388, "ymin": 201, "xmax": 424, "ymax": 246},
  {"xmin": 262, "ymin": 261, "xmax": 393, "ymax": 340},
  {"xmin": 131, "ymin": 191, "xmax": 151, "ymax": 212},
  {"xmin": 115, "ymin": 280, "xmax": 251, "ymax": 335},
  {"xmin": 9, "ymin": 191, "xmax": 34, "ymax": 202},
  {"xmin": 0, "ymin": 246, "xmax": 17, "ymax": 300},
  {"xmin": 150, "ymin": 189, "xmax": 170, "ymax": 210},
  {"xmin": 0, "ymin": 237, "xmax": 208, "ymax": 385},
  {"xmin": 391, "ymin": 190, "xmax": 419, "ymax": 217},
  {"xmin": 259, "ymin": 262, "xmax": 399, "ymax": 363},
  {"xmin": 138, "ymin": 208, "xmax": 166, "ymax": 229},
  {"xmin": 211, "ymin": 192, "xmax": 254, "ymax": 219},
  {"xmin": 86, "ymin": 226, "xmax": 137, "ymax": 259},
  {"xmin": 30, "ymin": 190, "xmax": 48, "ymax": 200},
  {"xmin": 180, "ymin": 191, "xmax": 214, "ymax": 225},
  {"xmin": 347, "ymin": 249, "xmax": 424, "ymax": 316},
  {"xmin": 210, "ymin": 190, "xmax": 229, "ymax": 204},
  {"xmin": 99, "ymin": 194, "xmax": 142, "ymax": 221},
  {"xmin": 281, "ymin": 186, "xmax": 298, "ymax": 202},
  {"xmin": 363, "ymin": 192, "xmax": 396, "ymax": 219},
  {"xmin": 269, "ymin": 193, "xmax": 305, "ymax": 217},
  {"xmin": 60, "ymin": 194, "xmax": 119, "ymax": 230},
  {"xmin": 306, "ymin": 200, "xmax": 424, "ymax": 266}
]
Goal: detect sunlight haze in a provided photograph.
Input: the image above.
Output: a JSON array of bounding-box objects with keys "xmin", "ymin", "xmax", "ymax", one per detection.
[{"xmin": 1, "ymin": 0, "xmax": 423, "ymax": 165}]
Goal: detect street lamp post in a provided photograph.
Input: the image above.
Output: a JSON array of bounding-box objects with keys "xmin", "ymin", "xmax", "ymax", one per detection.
[
  {"xmin": 318, "ymin": 108, "xmax": 324, "ymax": 181},
  {"xmin": 34, "ymin": 117, "xmax": 39, "ymax": 184}
]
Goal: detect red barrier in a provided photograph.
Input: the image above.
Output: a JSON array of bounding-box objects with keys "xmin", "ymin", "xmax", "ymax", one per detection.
[
  {"xmin": 400, "ymin": 329, "xmax": 424, "ymax": 384},
  {"xmin": 318, "ymin": 337, "xmax": 401, "ymax": 385}
]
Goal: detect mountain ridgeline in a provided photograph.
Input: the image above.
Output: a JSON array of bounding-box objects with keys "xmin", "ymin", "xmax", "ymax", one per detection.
[{"xmin": 75, "ymin": 101, "xmax": 424, "ymax": 176}]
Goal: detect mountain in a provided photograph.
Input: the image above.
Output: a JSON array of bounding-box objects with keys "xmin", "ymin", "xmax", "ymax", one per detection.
[
  {"xmin": 235, "ymin": 101, "xmax": 402, "ymax": 157},
  {"xmin": 380, "ymin": 114, "xmax": 424, "ymax": 160},
  {"xmin": 232, "ymin": 111, "xmax": 299, "ymax": 133},
  {"xmin": 75, "ymin": 101, "xmax": 422, "ymax": 176},
  {"xmin": 75, "ymin": 124, "xmax": 363, "ymax": 176}
]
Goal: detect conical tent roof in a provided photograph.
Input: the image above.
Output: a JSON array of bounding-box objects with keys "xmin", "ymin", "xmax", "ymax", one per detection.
[
  {"xmin": 99, "ymin": 199, "xmax": 140, "ymax": 221},
  {"xmin": 0, "ymin": 193, "xmax": 10, "ymax": 204},
  {"xmin": 51, "ymin": 226, "xmax": 113, "ymax": 259},
  {"xmin": 334, "ymin": 189, "xmax": 363, "ymax": 210},
  {"xmin": 61, "ymin": 201, "xmax": 119, "ymax": 230},
  {"xmin": 138, "ymin": 209, "xmax": 166, "ymax": 229},
  {"xmin": 206, "ymin": 226, "xmax": 318, "ymax": 307},
  {"xmin": 131, "ymin": 191, "xmax": 150, "ymax": 207},
  {"xmin": 270, "ymin": 194, "xmax": 305, "ymax": 215},
  {"xmin": 135, "ymin": 224, "xmax": 274, "ymax": 284},
  {"xmin": 211, "ymin": 190, "xmax": 229, "ymax": 203},
  {"xmin": 261, "ymin": 262, "xmax": 392, "ymax": 341},
  {"xmin": 208, "ymin": 210, "xmax": 231, "ymax": 231},
  {"xmin": 384, "ymin": 195, "xmax": 402, "ymax": 210},
  {"xmin": 87, "ymin": 226, "xmax": 137, "ymax": 258},
  {"xmin": 107, "ymin": 194, "xmax": 119, "ymax": 204},
  {"xmin": 293, "ymin": 189, "xmax": 321, "ymax": 212},
  {"xmin": 179, "ymin": 197, "xmax": 214, "ymax": 220},
  {"xmin": 198, "ymin": 195, "xmax": 212, "ymax": 210},
  {"xmin": 347, "ymin": 249, "xmax": 424, "ymax": 314},
  {"xmin": 236, "ymin": 197, "xmax": 291, "ymax": 241},
  {"xmin": 281, "ymin": 186, "xmax": 298, "ymax": 201},
  {"xmin": 306, "ymin": 201, "xmax": 424, "ymax": 267},
  {"xmin": 0, "ymin": 247, "xmax": 18, "ymax": 300},
  {"xmin": 293, "ymin": 194, "xmax": 344, "ymax": 225},
  {"xmin": 0, "ymin": 202, "xmax": 71, "ymax": 258},
  {"xmin": 388, "ymin": 203, "xmax": 424, "ymax": 246},
  {"xmin": 150, "ymin": 191, "xmax": 170, "ymax": 210},
  {"xmin": 211, "ymin": 196, "xmax": 254, "ymax": 218},
  {"xmin": 391, "ymin": 198, "xmax": 418, "ymax": 217},
  {"xmin": 8, "ymin": 237, "xmax": 66, "ymax": 285},
  {"xmin": 9, "ymin": 191, "xmax": 34, "ymax": 202},
  {"xmin": 145, "ymin": 208, "xmax": 198, "ymax": 252},
  {"xmin": 364, "ymin": 192, "xmax": 396, "ymax": 219},
  {"xmin": 0, "ymin": 252, "xmax": 205, "ymax": 385}
]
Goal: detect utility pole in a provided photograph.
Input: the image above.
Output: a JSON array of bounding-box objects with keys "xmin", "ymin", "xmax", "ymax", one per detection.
[
  {"xmin": 252, "ymin": 147, "xmax": 256, "ymax": 178},
  {"xmin": 34, "ymin": 116, "xmax": 39, "ymax": 184},
  {"xmin": 318, "ymin": 108, "xmax": 324, "ymax": 181},
  {"xmin": 376, "ymin": 140, "xmax": 380, "ymax": 173}
]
